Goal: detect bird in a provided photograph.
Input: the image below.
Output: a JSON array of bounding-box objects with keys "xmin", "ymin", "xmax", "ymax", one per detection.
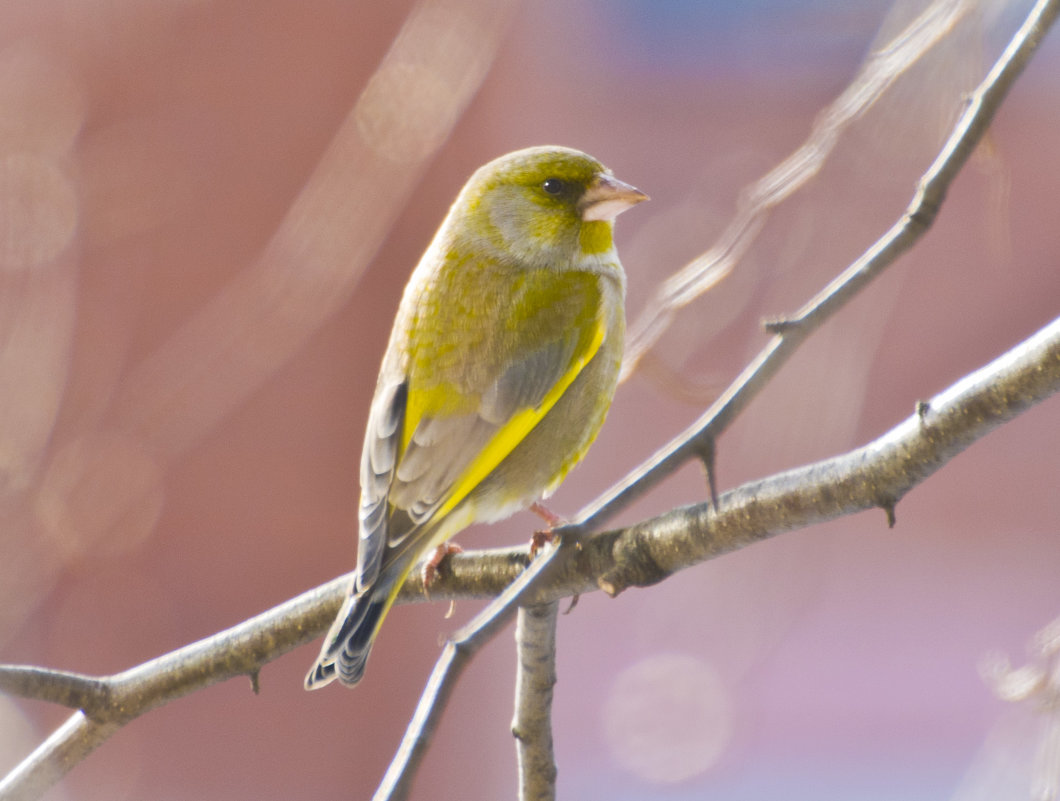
[{"xmin": 305, "ymin": 145, "xmax": 647, "ymax": 689}]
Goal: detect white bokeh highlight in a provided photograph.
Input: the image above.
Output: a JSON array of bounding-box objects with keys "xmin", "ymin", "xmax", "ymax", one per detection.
[{"xmin": 602, "ymin": 652, "xmax": 733, "ymax": 784}]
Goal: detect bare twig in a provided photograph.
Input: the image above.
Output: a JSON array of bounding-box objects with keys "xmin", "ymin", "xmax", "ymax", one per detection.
[
  {"xmin": 0, "ymin": 714, "xmax": 120, "ymax": 801},
  {"xmin": 512, "ymin": 603, "xmax": 561, "ymax": 801},
  {"xmin": 590, "ymin": 315, "xmax": 1060, "ymax": 597},
  {"xmin": 0, "ymin": 666, "xmax": 110, "ymax": 713},
  {"xmin": 0, "ymin": 574, "xmax": 345, "ymax": 801}
]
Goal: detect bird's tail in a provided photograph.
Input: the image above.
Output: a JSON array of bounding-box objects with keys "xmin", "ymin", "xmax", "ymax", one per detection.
[{"xmin": 304, "ymin": 585, "xmax": 392, "ymax": 690}]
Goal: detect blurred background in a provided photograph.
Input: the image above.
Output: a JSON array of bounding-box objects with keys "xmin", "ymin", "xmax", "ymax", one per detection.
[{"xmin": 1, "ymin": 1, "xmax": 1058, "ymax": 799}]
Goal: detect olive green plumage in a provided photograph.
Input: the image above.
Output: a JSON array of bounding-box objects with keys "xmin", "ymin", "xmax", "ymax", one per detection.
[{"xmin": 306, "ymin": 146, "xmax": 646, "ymax": 689}]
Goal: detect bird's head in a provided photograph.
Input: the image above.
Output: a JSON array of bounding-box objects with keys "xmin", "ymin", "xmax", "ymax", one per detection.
[{"xmin": 452, "ymin": 146, "xmax": 647, "ymax": 268}]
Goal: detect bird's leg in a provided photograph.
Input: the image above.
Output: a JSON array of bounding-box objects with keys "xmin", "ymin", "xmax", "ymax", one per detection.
[
  {"xmin": 529, "ymin": 501, "xmax": 565, "ymax": 556},
  {"xmin": 530, "ymin": 501, "xmax": 563, "ymax": 527},
  {"xmin": 421, "ymin": 541, "xmax": 464, "ymax": 589},
  {"xmin": 530, "ymin": 501, "xmax": 580, "ymax": 612}
]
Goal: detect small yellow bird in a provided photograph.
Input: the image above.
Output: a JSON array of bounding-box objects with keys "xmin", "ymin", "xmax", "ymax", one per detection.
[{"xmin": 305, "ymin": 146, "xmax": 646, "ymax": 689}]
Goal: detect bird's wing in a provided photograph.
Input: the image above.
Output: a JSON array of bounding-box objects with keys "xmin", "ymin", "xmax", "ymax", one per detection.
[
  {"xmin": 355, "ymin": 280, "xmax": 609, "ymax": 584},
  {"xmin": 391, "ymin": 317, "xmax": 604, "ymax": 533},
  {"xmin": 394, "ymin": 329, "xmax": 597, "ymax": 520}
]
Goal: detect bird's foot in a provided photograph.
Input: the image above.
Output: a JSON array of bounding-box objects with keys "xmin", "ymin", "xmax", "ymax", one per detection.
[
  {"xmin": 529, "ymin": 529, "xmax": 555, "ymax": 556},
  {"xmin": 422, "ymin": 541, "xmax": 464, "ymax": 589},
  {"xmin": 529, "ymin": 502, "xmax": 566, "ymax": 556}
]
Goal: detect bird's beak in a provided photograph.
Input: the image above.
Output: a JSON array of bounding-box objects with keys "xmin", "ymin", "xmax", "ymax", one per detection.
[{"xmin": 579, "ymin": 174, "xmax": 649, "ymax": 222}]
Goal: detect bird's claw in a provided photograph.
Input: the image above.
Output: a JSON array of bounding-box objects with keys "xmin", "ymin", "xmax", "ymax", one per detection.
[{"xmin": 529, "ymin": 529, "xmax": 555, "ymax": 557}]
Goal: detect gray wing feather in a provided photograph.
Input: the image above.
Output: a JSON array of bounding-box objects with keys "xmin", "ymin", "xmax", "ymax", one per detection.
[
  {"xmin": 479, "ymin": 337, "xmax": 577, "ymax": 424},
  {"xmin": 356, "ymin": 379, "xmax": 407, "ymax": 590},
  {"xmin": 389, "ymin": 414, "xmax": 491, "ymax": 542}
]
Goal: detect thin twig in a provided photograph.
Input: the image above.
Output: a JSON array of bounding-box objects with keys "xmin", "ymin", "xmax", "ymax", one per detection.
[
  {"xmin": 0, "ymin": 714, "xmax": 120, "ymax": 801},
  {"xmin": 512, "ymin": 603, "xmax": 560, "ymax": 801}
]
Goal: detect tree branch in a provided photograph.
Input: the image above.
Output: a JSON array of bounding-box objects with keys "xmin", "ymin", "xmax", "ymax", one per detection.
[
  {"xmin": 512, "ymin": 603, "xmax": 560, "ymax": 801},
  {"xmin": 590, "ymin": 315, "xmax": 1060, "ymax": 597},
  {"xmin": 1, "ymin": 309, "xmax": 1057, "ymax": 801},
  {"xmin": 0, "ymin": 714, "xmax": 120, "ymax": 801}
]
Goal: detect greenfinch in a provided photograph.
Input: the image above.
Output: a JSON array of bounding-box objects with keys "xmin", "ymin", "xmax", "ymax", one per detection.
[{"xmin": 305, "ymin": 146, "xmax": 646, "ymax": 689}]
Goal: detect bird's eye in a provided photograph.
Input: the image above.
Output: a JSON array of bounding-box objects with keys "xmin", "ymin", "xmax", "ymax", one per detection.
[{"xmin": 542, "ymin": 178, "xmax": 565, "ymax": 196}]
